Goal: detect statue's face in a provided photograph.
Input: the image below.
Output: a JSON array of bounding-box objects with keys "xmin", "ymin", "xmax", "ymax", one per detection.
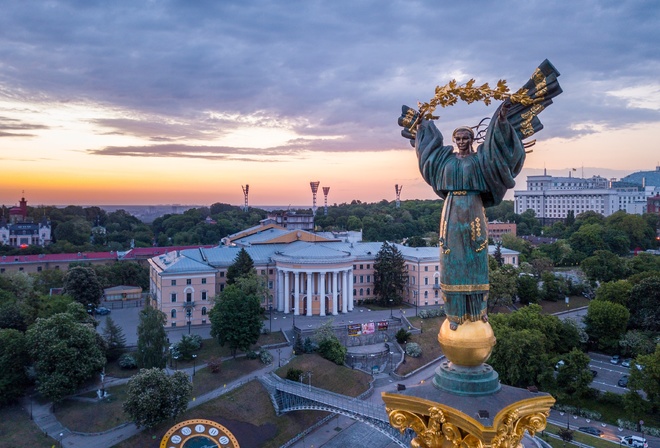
[{"xmin": 454, "ymin": 130, "xmax": 473, "ymax": 152}]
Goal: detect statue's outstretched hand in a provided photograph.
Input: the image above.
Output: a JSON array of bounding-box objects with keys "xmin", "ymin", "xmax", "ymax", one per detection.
[{"xmin": 398, "ymin": 105, "xmax": 419, "ymax": 146}]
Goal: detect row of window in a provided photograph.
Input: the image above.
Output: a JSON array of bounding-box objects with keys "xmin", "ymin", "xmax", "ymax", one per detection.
[
  {"xmin": 171, "ymin": 307, "xmax": 207, "ymax": 318},
  {"xmin": 171, "ymin": 291, "xmax": 208, "ymax": 302},
  {"xmin": 171, "ymin": 278, "xmax": 207, "ymax": 286}
]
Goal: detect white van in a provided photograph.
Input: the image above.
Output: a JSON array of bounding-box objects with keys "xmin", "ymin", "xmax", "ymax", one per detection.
[{"xmin": 620, "ymin": 435, "xmax": 648, "ymax": 448}]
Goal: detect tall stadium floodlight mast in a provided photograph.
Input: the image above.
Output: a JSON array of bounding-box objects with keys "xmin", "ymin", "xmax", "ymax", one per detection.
[
  {"xmin": 310, "ymin": 181, "xmax": 320, "ymax": 215},
  {"xmin": 322, "ymin": 187, "xmax": 330, "ymax": 216},
  {"xmin": 242, "ymin": 185, "xmax": 249, "ymax": 212},
  {"xmin": 395, "ymin": 184, "xmax": 403, "ymax": 208}
]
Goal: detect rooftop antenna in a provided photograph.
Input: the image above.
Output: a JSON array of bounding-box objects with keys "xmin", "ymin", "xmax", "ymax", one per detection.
[
  {"xmin": 241, "ymin": 184, "xmax": 249, "ymax": 212},
  {"xmin": 310, "ymin": 181, "xmax": 320, "ymax": 215},
  {"xmin": 322, "ymin": 187, "xmax": 330, "ymax": 216},
  {"xmin": 395, "ymin": 184, "xmax": 403, "ymax": 208}
]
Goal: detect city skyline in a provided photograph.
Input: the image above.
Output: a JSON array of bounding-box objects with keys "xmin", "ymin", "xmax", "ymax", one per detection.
[{"xmin": 2, "ymin": 1, "xmax": 660, "ymax": 207}]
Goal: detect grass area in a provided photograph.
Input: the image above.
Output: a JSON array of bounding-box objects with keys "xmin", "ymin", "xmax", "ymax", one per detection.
[
  {"xmin": 0, "ymin": 404, "xmax": 54, "ymax": 448},
  {"xmin": 540, "ymin": 423, "xmax": 621, "ymax": 448},
  {"xmin": 114, "ymin": 354, "xmax": 372, "ymax": 448},
  {"xmin": 55, "ymin": 385, "xmax": 129, "ymax": 432},
  {"xmin": 395, "ymin": 316, "xmax": 445, "ymax": 376},
  {"xmin": 538, "ymin": 295, "xmax": 591, "ymax": 314}
]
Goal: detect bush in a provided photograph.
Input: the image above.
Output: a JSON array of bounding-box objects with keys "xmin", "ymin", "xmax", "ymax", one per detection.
[
  {"xmin": 207, "ymin": 357, "xmax": 222, "ymax": 373},
  {"xmin": 245, "ymin": 350, "xmax": 259, "ymax": 360},
  {"xmin": 395, "ymin": 328, "xmax": 411, "ymax": 343},
  {"xmin": 118, "ymin": 353, "xmax": 137, "ymax": 370},
  {"xmin": 303, "ymin": 337, "xmax": 318, "ymax": 353},
  {"xmin": 174, "ymin": 334, "xmax": 202, "ymax": 360},
  {"xmin": 597, "ymin": 391, "xmax": 624, "ymax": 405},
  {"xmin": 418, "ymin": 308, "xmax": 446, "ymax": 318},
  {"xmin": 405, "ymin": 342, "xmax": 422, "ymax": 358},
  {"xmin": 318, "ymin": 337, "xmax": 347, "ymax": 365},
  {"xmin": 286, "ymin": 368, "xmax": 303, "ymax": 382},
  {"xmin": 259, "ymin": 348, "xmax": 273, "ymax": 365}
]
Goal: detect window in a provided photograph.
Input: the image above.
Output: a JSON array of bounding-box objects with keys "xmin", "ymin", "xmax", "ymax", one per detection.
[
  {"xmin": 171, "ymin": 309, "xmax": 176, "ymax": 318},
  {"xmin": 366, "ymin": 288, "xmax": 370, "ymax": 295},
  {"xmin": 424, "ymin": 291, "xmax": 428, "ymax": 298},
  {"xmin": 261, "ymin": 270, "xmax": 266, "ymax": 275},
  {"xmin": 202, "ymin": 307, "xmax": 207, "ymax": 316},
  {"xmin": 434, "ymin": 290, "xmax": 439, "ymax": 298},
  {"xmin": 424, "ymin": 277, "xmax": 429, "ymax": 285},
  {"xmin": 220, "ymin": 284, "xmax": 225, "ymax": 292},
  {"xmin": 171, "ymin": 293, "xmax": 177, "ymax": 302},
  {"xmin": 0, "ymin": 268, "xmax": 4, "ymax": 273},
  {"xmin": 269, "ymin": 269, "xmax": 273, "ymax": 275},
  {"xmin": 353, "ymin": 289, "xmax": 357, "ymax": 296},
  {"xmin": 220, "ymin": 271, "xmax": 225, "ymax": 277},
  {"xmin": 201, "ymin": 291, "xmax": 207, "ymax": 301},
  {"xmin": 353, "ymin": 265, "xmax": 356, "ymax": 270},
  {"xmin": 186, "ymin": 279, "xmax": 191, "ymax": 285},
  {"xmin": 366, "ymin": 275, "xmax": 370, "ymax": 282},
  {"xmin": 359, "ymin": 275, "xmax": 364, "ymax": 283},
  {"xmin": 359, "ymin": 264, "xmax": 363, "ymax": 269},
  {"xmin": 171, "ymin": 322, "xmax": 176, "ymax": 327},
  {"xmin": 37, "ymin": 266, "xmax": 42, "ymax": 272},
  {"xmin": 19, "ymin": 267, "xmax": 23, "ymax": 271},
  {"xmin": 268, "ymin": 281, "xmax": 273, "ymax": 289},
  {"xmin": 186, "ymin": 292, "xmax": 192, "ymax": 302},
  {"xmin": 359, "ymin": 288, "xmax": 364, "ymax": 296},
  {"xmin": 424, "ymin": 266, "xmax": 429, "ymax": 272},
  {"xmin": 201, "ymin": 278, "xmax": 207, "ymax": 284},
  {"xmin": 366, "ymin": 264, "xmax": 370, "ymax": 269},
  {"xmin": 171, "ymin": 279, "xmax": 176, "ymax": 286},
  {"xmin": 353, "ymin": 276, "xmax": 357, "ymax": 283}
]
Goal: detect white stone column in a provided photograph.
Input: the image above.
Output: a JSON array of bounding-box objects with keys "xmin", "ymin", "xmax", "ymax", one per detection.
[
  {"xmin": 319, "ymin": 271, "xmax": 326, "ymax": 316},
  {"xmin": 332, "ymin": 271, "xmax": 338, "ymax": 316},
  {"xmin": 284, "ymin": 270, "xmax": 290, "ymax": 314},
  {"xmin": 306, "ymin": 270, "xmax": 313, "ymax": 316},
  {"xmin": 348, "ymin": 268, "xmax": 354, "ymax": 311},
  {"xmin": 293, "ymin": 271, "xmax": 300, "ymax": 315},
  {"xmin": 342, "ymin": 270, "xmax": 348, "ymax": 313},
  {"xmin": 278, "ymin": 270, "xmax": 285, "ymax": 312}
]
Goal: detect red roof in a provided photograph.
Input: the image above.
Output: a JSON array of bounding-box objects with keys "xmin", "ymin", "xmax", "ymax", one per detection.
[{"xmin": 0, "ymin": 252, "xmax": 118, "ymax": 265}]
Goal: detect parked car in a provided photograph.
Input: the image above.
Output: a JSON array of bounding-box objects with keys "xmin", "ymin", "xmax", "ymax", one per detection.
[
  {"xmin": 617, "ymin": 375, "xmax": 629, "ymax": 387},
  {"xmin": 610, "ymin": 355, "xmax": 621, "ymax": 364},
  {"xmin": 578, "ymin": 426, "xmax": 603, "ymax": 436},
  {"xmin": 621, "ymin": 358, "xmax": 631, "ymax": 367},
  {"xmin": 96, "ymin": 307, "xmax": 111, "ymax": 315},
  {"xmin": 620, "ymin": 435, "xmax": 648, "ymax": 447}
]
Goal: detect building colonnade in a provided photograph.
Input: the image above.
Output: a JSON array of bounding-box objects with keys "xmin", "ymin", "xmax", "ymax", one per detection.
[{"xmin": 275, "ymin": 267, "xmax": 353, "ymax": 317}]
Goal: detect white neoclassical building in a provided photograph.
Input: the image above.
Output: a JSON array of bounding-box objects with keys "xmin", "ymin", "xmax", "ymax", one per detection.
[{"xmin": 148, "ymin": 223, "xmax": 518, "ymax": 328}]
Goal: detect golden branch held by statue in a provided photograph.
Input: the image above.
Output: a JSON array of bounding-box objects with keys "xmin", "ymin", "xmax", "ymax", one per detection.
[{"xmin": 410, "ymin": 79, "xmax": 535, "ymax": 129}]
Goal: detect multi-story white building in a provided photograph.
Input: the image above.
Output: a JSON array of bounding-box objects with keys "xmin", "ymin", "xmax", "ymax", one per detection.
[
  {"xmin": 148, "ymin": 223, "xmax": 519, "ymax": 328},
  {"xmin": 514, "ymin": 171, "xmax": 659, "ymax": 222}
]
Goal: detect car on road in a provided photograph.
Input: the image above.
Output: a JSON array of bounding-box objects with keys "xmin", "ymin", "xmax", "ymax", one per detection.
[
  {"xmin": 96, "ymin": 307, "xmax": 111, "ymax": 315},
  {"xmin": 621, "ymin": 358, "xmax": 631, "ymax": 367},
  {"xmin": 610, "ymin": 355, "xmax": 621, "ymax": 364},
  {"xmin": 578, "ymin": 426, "xmax": 603, "ymax": 436},
  {"xmin": 617, "ymin": 375, "xmax": 629, "ymax": 387},
  {"xmin": 620, "ymin": 435, "xmax": 648, "ymax": 447}
]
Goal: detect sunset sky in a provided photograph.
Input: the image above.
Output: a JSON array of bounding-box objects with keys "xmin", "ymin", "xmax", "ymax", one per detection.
[{"xmin": 1, "ymin": 1, "xmax": 660, "ymax": 208}]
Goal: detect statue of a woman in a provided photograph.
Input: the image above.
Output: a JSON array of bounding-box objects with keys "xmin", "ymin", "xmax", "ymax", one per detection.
[{"xmin": 398, "ymin": 60, "xmax": 561, "ymax": 331}]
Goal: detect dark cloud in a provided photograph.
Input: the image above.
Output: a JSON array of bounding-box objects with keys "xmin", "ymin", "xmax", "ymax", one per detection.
[
  {"xmin": 1, "ymin": 0, "xmax": 659, "ymax": 151},
  {"xmin": 0, "ymin": 115, "xmax": 49, "ymax": 137}
]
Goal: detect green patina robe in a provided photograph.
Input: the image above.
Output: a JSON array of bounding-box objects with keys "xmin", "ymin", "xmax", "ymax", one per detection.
[{"xmin": 416, "ymin": 111, "xmax": 525, "ymax": 325}]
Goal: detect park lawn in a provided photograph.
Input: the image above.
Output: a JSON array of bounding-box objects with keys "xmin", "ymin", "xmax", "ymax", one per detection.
[
  {"xmin": 0, "ymin": 404, "xmax": 55, "ymax": 448},
  {"xmin": 55, "ymin": 384, "xmax": 129, "ymax": 433},
  {"xmin": 114, "ymin": 354, "xmax": 372, "ymax": 448},
  {"xmin": 544, "ymin": 423, "xmax": 621, "ymax": 448},
  {"xmin": 396, "ymin": 316, "xmax": 445, "ymax": 376},
  {"xmin": 538, "ymin": 295, "xmax": 590, "ymax": 314}
]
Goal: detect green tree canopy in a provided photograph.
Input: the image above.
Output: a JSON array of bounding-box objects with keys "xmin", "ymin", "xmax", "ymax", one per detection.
[
  {"xmin": 0, "ymin": 328, "xmax": 30, "ymax": 406},
  {"xmin": 487, "ymin": 264, "xmax": 518, "ymax": 312},
  {"xmin": 373, "ymin": 242, "xmax": 407, "ymax": 307},
  {"xmin": 628, "ymin": 276, "xmax": 660, "ymax": 332},
  {"xmin": 226, "ymin": 248, "xmax": 255, "ymax": 285},
  {"xmin": 628, "ymin": 344, "xmax": 660, "ymax": 405},
  {"xmin": 62, "ymin": 266, "xmax": 104, "ymax": 307},
  {"xmin": 583, "ymin": 299, "xmax": 630, "ymax": 352},
  {"xmin": 581, "ymin": 250, "xmax": 628, "ymax": 283},
  {"xmin": 123, "ymin": 368, "xmax": 192, "ymax": 428},
  {"xmin": 209, "ymin": 282, "xmax": 263, "ymax": 357},
  {"xmin": 26, "ymin": 312, "xmax": 105, "ymax": 403},
  {"xmin": 594, "ymin": 280, "xmax": 632, "ymax": 306},
  {"xmin": 136, "ymin": 306, "xmax": 168, "ymax": 369},
  {"xmin": 102, "ymin": 315, "xmax": 127, "ymax": 362}
]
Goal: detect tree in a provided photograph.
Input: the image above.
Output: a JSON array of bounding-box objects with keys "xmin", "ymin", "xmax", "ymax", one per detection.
[
  {"xmin": 26, "ymin": 312, "xmax": 105, "ymax": 403},
  {"xmin": 583, "ymin": 300, "xmax": 630, "ymax": 352},
  {"xmin": 102, "ymin": 316, "xmax": 127, "ymax": 362},
  {"xmin": 136, "ymin": 306, "xmax": 168, "ymax": 369},
  {"xmin": 0, "ymin": 329, "xmax": 30, "ymax": 406},
  {"xmin": 373, "ymin": 242, "xmax": 407, "ymax": 307},
  {"xmin": 555, "ymin": 349, "xmax": 593, "ymax": 402},
  {"xmin": 488, "ymin": 264, "xmax": 518, "ymax": 312},
  {"xmin": 628, "ymin": 344, "xmax": 660, "ymax": 404},
  {"xmin": 488, "ymin": 326, "xmax": 548, "ymax": 388},
  {"xmin": 54, "ymin": 217, "xmax": 92, "ymax": 246},
  {"xmin": 123, "ymin": 368, "xmax": 192, "ymax": 428},
  {"xmin": 628, "ymin": 276, "xmax": 660, "ymax": 332},
  {"xmin": 516, "ymin": 274, "xmax": 540, "ymax": 305},
  {"xmin": 226, "ymin": 248, "xmax": 255, "ymax": 285},
  {"xmin": 493, "ymin": 241, "xmax": 504, "ymax": 266},
  {"xmin": 62, "ymin": 266, "xmax": 104, "ymax": 307},
  {"xmin": 622, "ymin": 391, "xmax": 651, "ymax": 430},
  {"xmin": 594, "ymin": 280, "xmax": 632, "ymax": 306},
  {"xmin": 581, "ymin": 250, "xmax": 628, "ymax": 283},
  {"xmin": 209, "ymin": 283, "xmax": 263, "ymax": 358}
]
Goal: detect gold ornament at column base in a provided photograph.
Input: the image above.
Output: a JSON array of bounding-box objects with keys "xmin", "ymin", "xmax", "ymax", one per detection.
[{"xmin": 382, "ymin": 388, "xmax": 554, "ymax": 448}]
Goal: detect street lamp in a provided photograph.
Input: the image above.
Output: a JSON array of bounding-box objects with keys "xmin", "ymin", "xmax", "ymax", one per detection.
[
  {"xmin": 277, "ymin": 348, "xmax": 282, "ymax": 367},
  {"xmin": 269, "ymin": 303, "xmax": 273, "ymax": 334},
  {"xmin": 186, "ymin": 309, "xmax": 192, "ymax": 335},
  {"xmin": 169, "ymin": 345, "xmax": 174, "ymax": 368},
  {"xmin": 173, "ymin": 355, "xmax": 179, "ymax": 371},
  {"xmin": 59, "ymin": 432, "xmax": 64, "ymax": 448},
  {"xmin": 192, "ymin": 354, "xmax": 197, "ymax": 376},
  {"xmin": 389, "ymin": 299, "xmax": 393, "ymax": 318}
]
